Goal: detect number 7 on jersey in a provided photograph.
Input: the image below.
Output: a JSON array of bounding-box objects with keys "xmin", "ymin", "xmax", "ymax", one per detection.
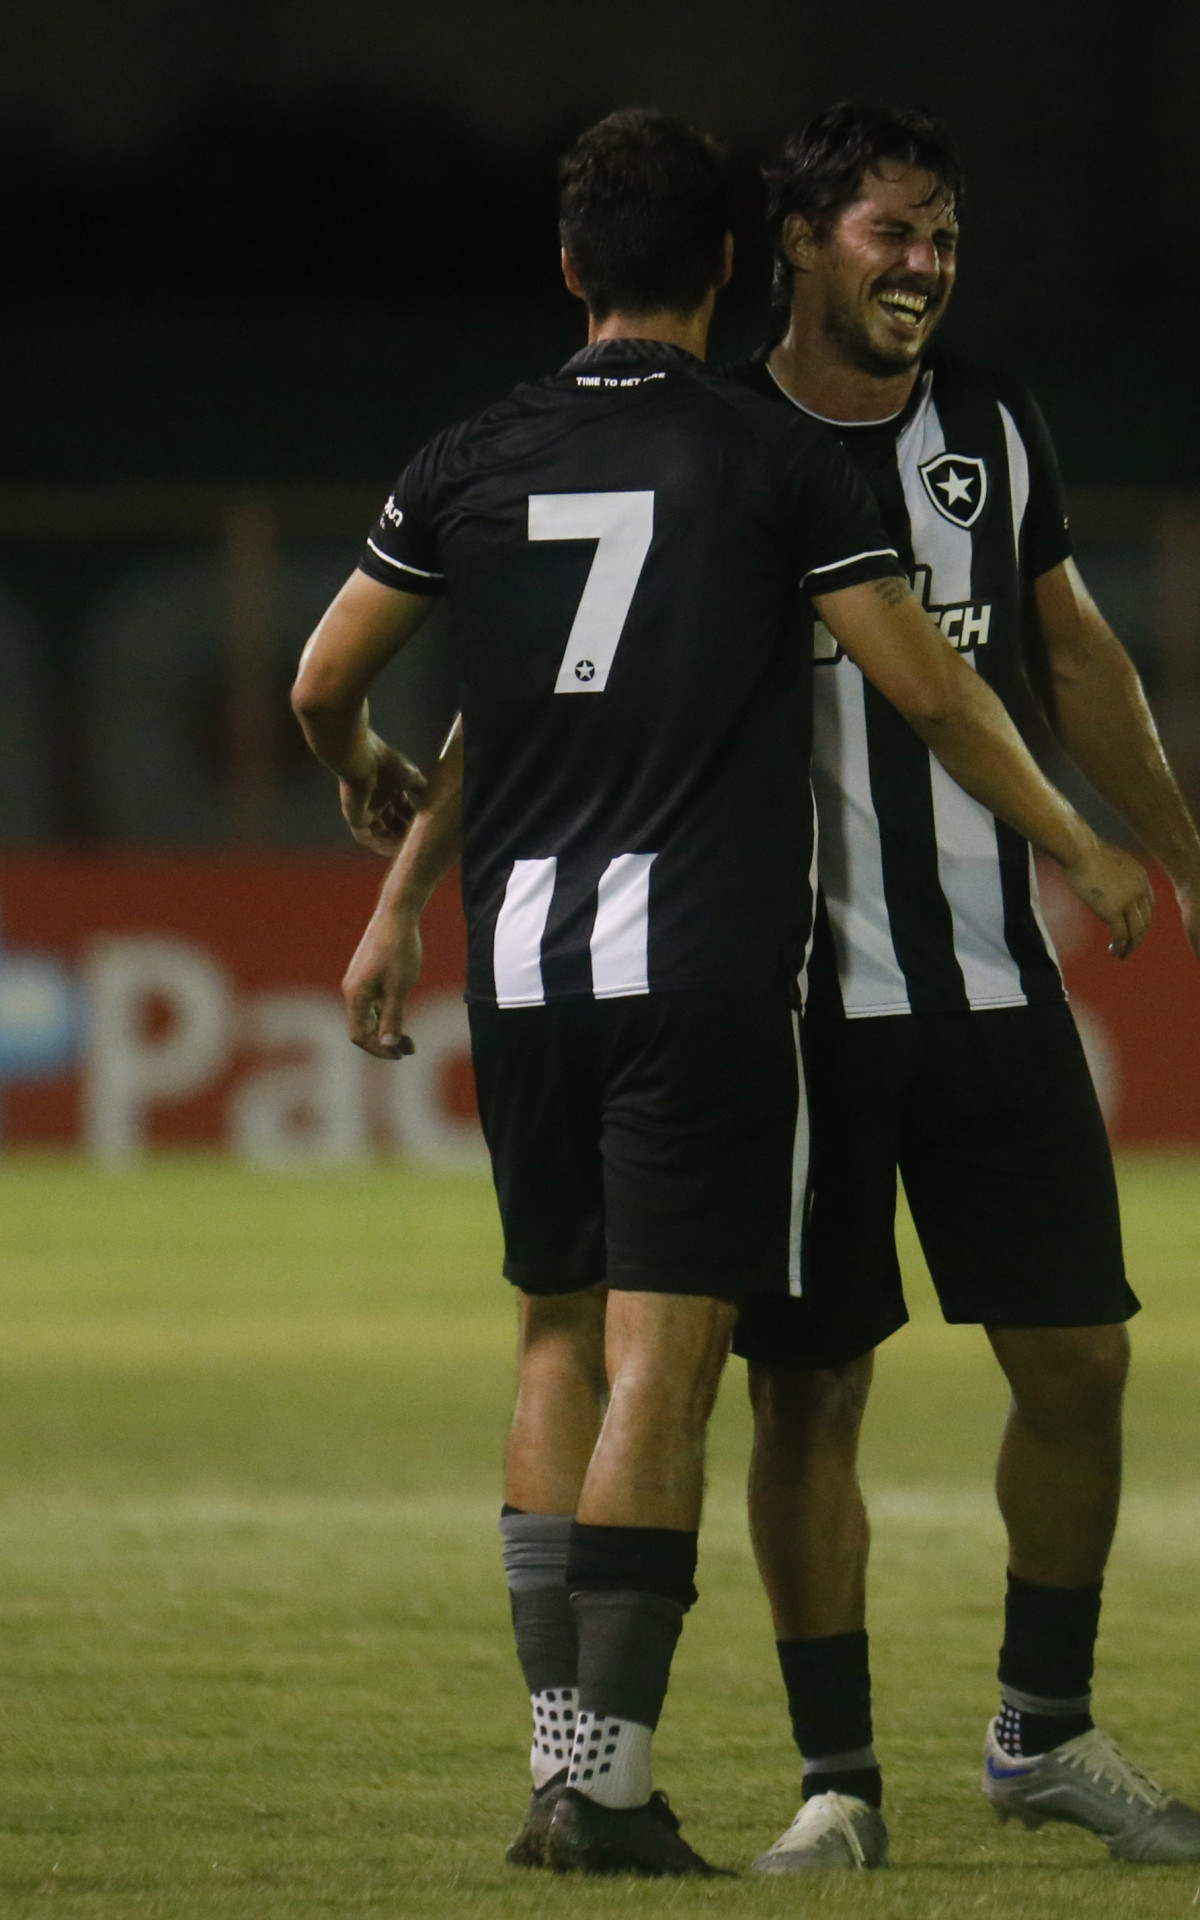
[{"xmin": 529, "ymin": 491, "xmax": 655, "ymax": 693}]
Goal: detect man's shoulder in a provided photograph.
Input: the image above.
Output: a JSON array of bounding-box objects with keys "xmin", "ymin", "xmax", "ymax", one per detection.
[
  {"xmin": 395, "ymin": 379, "xmax": 561, "ymax": 489},
  {"xmin": 926, "ymin": 347, "xmax": 1045, "ymax": 426},
  {"xmin": 714, "ymin": 345, "xmax": 777, "ymax": 396},
  {"xmin": 707, "ymin": 348, "xmax": 794, "ymax": 427},
  {"xmin": 699, "ymin": 357, "xmax": 851, "ymax": 467}
]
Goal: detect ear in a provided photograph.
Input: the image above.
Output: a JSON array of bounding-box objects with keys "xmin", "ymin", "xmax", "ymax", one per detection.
[
  {"xmin": 561, "ymin": 248, "xmax": 586, "ymax": 301},
  {"xmin": 782, "ymin": 212, "xmax": 818, "ymax": 273},
  {"xmin": 717, "ymin": 231, "xmax": 734, "ymax": 289}
]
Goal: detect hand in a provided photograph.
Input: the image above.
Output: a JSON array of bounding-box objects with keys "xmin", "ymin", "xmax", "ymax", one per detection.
[
  {"xmin": 1176, "ymin": 879, "xmax": 1200, "ymax": 963},
  {"xmin": 342, "ymin": 909, "xmax": 422, "ymax": 1058},
  {"xmin": 1061, "ymin": 837, "xmax": 1155, "ymax": 958},
  {"xmin": 339, "ymin": 737, "xmax": 428, "ymax": 856}
]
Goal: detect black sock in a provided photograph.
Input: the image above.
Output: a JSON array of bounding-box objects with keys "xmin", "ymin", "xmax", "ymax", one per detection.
[
  {"xmin": 565, "ymin": 1523, "xmax": 696, "ymax": 1731},
  {"xmin": 777, "ymin": 1631, "xmax": 882, "ymax": 1809},
  {"xmin": 996, "ymin": 1571, "xmax": 1101, "ymax": 1756},
  {"xmin": 566, "ymin": 1521, "xmax": 699, "ymax": 1611}
]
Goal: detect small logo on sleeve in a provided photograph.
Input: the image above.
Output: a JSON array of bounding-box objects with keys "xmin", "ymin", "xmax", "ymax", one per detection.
[
  {"xmin": 918, "ymin": 452, "xmax": 988, "ymax": 529},
  {"xmin": 382, "ymin": 495, "xmax": 404, "ymax": 529}
]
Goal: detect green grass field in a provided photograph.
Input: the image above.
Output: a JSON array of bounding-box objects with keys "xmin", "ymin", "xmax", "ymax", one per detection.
[{"xmin": 0, "ymin": 1152, "xmax": 1198, "ymax": 1919}]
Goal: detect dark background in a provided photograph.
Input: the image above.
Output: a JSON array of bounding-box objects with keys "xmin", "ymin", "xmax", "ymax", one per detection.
[{"xmin": 4, "ymin": 0, "xmax": 1199, "ymax": 487}]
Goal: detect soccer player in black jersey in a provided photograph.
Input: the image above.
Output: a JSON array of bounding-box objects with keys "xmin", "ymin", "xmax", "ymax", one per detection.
[
  {"xmin": 294, "ymin": 111, "xmax": 1150, "ymax": 1876},
  {"xmin": 727, "ymin": 105, "xmax": 1200, "ymax": 1872}
]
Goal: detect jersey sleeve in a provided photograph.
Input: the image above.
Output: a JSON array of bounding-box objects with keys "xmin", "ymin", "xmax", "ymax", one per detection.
[
  {"xmin": 783, "ymin": 430, "xmax": 905, "ymax": 596},
  {"xmin": 1001, "ymin": 382, "xmax": 1072, "ymax": 580},
  {"xmin": 357, "ymin": 452, "xmax": 447, "ymax": 596}
]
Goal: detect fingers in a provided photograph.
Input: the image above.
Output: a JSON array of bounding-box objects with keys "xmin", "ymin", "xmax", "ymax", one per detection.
[
  {"xmin": 351, "ymin": 822, "xmax": 405, "ymax": 857},
  {"xmin": 350, "ymin": 791, "xmax": 415, "ymax": 855},
  {"xmin": 343, "ymin": 976, "xmax": 415, "ymax": 1059},
  {"xmin": 1105, "ymin": 871, "xmax": 1152, "ymax": 960},
  {"xmin": 1108, "ymin": 893, "xmax": 1150, "ymax": 960},
  {"xmin": 378, "ymin": 795, "xmax": 417, "ymax": 835},
  {"xmin": 376, "ymin": 986, "xmax": 412, "ymax": 1058},
  {"xmin": 345, "ymin": 982, "xmax": 386, "ymax": 1056}
]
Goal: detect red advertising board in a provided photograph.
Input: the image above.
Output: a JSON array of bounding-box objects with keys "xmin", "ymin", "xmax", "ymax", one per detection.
[
  {"xmin": 0, "ymin": 853, "xmax": 1196, "ymax": 1154},
  {"xmin": 1033, "ymin": 860, "xmax": 1200, "ymax": 1145},
  {"xmin": 0, "ymin": 854, "xmax": 477, "ymax": 1162}
]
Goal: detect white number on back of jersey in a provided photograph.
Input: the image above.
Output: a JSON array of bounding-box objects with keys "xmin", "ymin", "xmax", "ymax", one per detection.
[{"xmin": 528, "ymin": 491, "xmax": 655, "ymax": 694}]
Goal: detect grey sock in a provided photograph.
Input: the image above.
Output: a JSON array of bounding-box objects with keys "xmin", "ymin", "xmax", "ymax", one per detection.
[
  {"xmin": 572, "ymin": 1589, "xmax": 684, "ymax": 1731},
  {"xmin": 499, "ymin": 1510, "xmax": 578, "ymax": 1693}
]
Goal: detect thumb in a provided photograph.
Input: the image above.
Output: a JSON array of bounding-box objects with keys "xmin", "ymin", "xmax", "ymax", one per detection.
[{"xmin": 378, "ymin": 986, "xmax": 412, "ymax": 1056}]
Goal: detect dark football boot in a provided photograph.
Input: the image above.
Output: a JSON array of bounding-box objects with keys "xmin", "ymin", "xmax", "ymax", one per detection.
[
  {"xmin": 505, "ymin": 1771, "xmax": 568, "ymax": 1868},
  {"xmin": 544, "ymin": 1785, "xmax": 732, "ymax": 1876}
]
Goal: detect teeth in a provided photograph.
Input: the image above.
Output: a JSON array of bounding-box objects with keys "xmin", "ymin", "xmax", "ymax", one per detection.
[{"xmin": 880, "ymin": 291, "xmax": 928, "ymax": 315}]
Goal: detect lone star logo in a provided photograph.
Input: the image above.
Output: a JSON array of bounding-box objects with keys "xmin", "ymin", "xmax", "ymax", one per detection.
[
  {"xmin": 574, "ymin": 659, "xmax": 596, "ymax": 682},
  {"xmin": 937, "ymin": 469, "xmax": 974, "ymax": 507},
  {"xmin": 918, "ymin": 452, "xmax": 988, "ymax": 529}
]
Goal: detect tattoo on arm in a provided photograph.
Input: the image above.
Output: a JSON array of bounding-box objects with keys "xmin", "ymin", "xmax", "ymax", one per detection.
[{"xmin": 872, "ymin": 575, "xmax": 910, "ymax": 608}]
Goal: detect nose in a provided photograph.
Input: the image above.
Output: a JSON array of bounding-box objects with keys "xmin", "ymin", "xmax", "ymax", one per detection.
[{"xmin": 905, "ymin": 237, "xmax": 939, "ymax": 278}]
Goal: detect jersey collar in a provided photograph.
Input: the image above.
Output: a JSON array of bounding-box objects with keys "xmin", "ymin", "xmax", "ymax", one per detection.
[
  {"xmin": 562, "ymin": 339, "xmax": 703, "ymax": 373},
  {"xmin": 750, "ymin": 340, "xmax": 931, "ymax": 436}
]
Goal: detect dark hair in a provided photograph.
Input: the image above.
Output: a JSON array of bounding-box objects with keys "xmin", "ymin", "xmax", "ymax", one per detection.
[
  {"xmin": 766, "ymin": 103, "xmax": 963, "ymax": 304},
  {"xmin": 558, "ymin": 109, "xmax": 731, "ymax": 321}
]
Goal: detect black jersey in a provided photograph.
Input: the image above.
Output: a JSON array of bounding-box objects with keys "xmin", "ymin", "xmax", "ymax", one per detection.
[
  {"xmin": 360, "ymin": 339, "xmax": 901, "ymax": 1008},
  {"xmin": 729, "ymin": 346, "xmax": 1071, "ymax": 1018}
]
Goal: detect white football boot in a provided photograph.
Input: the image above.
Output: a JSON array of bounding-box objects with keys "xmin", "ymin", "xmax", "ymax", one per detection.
[
  {"xmin": 983, "ymin": 1720, "xmax": 1200, "ymax": 1863},
  {"xmin": 750, "ymin": 1791, "xmax": 889, "ymax": 1872}
]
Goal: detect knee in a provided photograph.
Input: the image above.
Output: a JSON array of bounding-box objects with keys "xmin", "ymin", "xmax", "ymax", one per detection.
[
  {"xmin": 1001, "ymin": 1324, "xmax": 1130, "ymax": 1437},
  {"xmin": 521, "ymin": 1285, "xmax": 608, "ymax": 1399},
  {"xmin": 604, "ymin": 1295, "xmax": 737, "ymax": 1438},
  {"xmin": 749, "ymin": 1352, "xmax": 873, "ymax": 1463}
]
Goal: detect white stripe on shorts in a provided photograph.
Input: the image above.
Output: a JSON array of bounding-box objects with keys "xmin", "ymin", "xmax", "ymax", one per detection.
[{"xmin": 788, "ymin": 1010, "xmax": 810, "ymax": 1296}]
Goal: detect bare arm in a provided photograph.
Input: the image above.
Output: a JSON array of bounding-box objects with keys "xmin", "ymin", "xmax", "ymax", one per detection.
[
  {"xmin": 342, "ymin": 717, "xmax": 464, "ymax": 1058},
  {"xmin": 815, "ymin": 575, "xmax": 1154, "ymax": 957},
  {"xmin": 1035, "ymin": 558, "xmax": 1200, "ymax": 959},
  {"xmin": 291, "ymin": 570, "xmax": 434, "ymax": 854}
]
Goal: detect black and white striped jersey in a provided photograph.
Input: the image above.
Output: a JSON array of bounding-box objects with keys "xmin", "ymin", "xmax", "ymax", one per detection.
[
  {"xmin": 359, "ymin": 338, "xmax": 902, "ymax": 1009},
  {"xmin": 730, "ymin": 346, "xmax": 1071, "ymax": 1018}
]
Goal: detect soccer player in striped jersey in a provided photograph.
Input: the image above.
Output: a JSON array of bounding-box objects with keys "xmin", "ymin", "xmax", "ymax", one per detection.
[
  {"xmin": 731, "ymin": 104, "xmax": 1200, "ymax": 1872},
  {"xmin": 295, "ymin": 109, "xmax": 1151, "ymax": 1876}
]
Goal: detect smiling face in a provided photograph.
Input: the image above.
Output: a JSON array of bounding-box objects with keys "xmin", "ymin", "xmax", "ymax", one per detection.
[{"xmin": 785, "ymin": 164, "xmax": 958, "ymax": 379}]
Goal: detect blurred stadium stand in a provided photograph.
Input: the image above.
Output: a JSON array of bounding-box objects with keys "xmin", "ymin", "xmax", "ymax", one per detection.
[
  {"xmin": 0, "ymin": 580, "xmax": 53, "ymax": 843},
  {"xmin": 0, "ymin": 483, "xmax": 1194, "ymax": 849},
  {"xmin": 0, "ymin": 487, "xmax": 458, "ymax": 847}
]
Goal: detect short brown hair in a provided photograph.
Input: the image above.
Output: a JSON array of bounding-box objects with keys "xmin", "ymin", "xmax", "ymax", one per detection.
[{"xmin": 558, "ymin": 110, "xmax": 731, "ymax": 322}]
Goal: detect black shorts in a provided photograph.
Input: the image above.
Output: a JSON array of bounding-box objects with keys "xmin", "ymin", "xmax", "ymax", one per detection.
[
  {"xmin": 733, "ymin": 1001, "xmax": 1139, "ymax": 1370},
  {"xmin": 469, "ymin": 990, "xmax": 807, "ymax": 1303}
]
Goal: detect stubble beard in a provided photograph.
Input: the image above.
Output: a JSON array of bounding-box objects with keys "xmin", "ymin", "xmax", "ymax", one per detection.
[{"xmin": 821, "ymin": 292, "xmax": 937, "ymax": 380}]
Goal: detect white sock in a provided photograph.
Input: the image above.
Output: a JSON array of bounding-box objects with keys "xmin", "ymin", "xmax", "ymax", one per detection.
[
  {"xmin": 530, "ymin": 1687, "xmax": 578, "ymax": 1790},
  {"xmin": 567, "ymin": 1709, "xmax": 653, "ymax": 1809}
]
